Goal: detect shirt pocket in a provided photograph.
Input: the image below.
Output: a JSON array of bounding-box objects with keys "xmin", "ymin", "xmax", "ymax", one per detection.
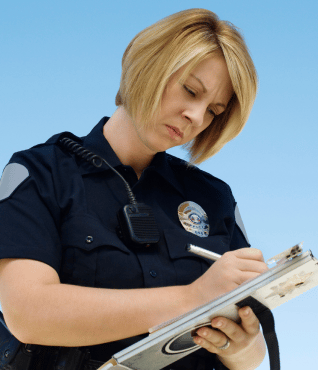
[
  {"xmin": 163, "ymin": 228, "xmax": 230, "ymax": 285},
  {"xmin": 59, "ymin": 215, "xmax": 132, "ymax": 287}
]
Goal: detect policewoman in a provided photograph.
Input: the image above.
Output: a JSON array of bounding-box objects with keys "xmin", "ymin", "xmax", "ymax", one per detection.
[{"xmin": 0, "ymin": 9, "xmax": 268, "ymax": 370}]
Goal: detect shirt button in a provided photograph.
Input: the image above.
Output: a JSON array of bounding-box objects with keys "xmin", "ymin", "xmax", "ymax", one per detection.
[
  {"xmin": 85, "ymin": 236, "xmax": 94, "ymax": 244},
  {"xmin": 150, "ymin": 270, "xmax": 157, "ymax": 278}
]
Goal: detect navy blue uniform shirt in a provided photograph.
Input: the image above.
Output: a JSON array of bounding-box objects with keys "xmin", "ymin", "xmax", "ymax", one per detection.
[{"xmin": 0, "ymin": 117, "xmax": 250, "ymax": 369}]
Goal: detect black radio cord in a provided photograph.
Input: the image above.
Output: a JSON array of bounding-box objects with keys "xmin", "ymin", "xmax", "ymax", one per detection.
[
  {"xmin": 59, "ymin": 136, "xmax": 160, "ymax": 247},
  {"xmin": 59, "ymin": 137, "xmax": 137, "ymax": 205}
]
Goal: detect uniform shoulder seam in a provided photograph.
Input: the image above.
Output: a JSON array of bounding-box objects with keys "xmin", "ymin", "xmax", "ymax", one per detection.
[
  {"xmin": 11, "ymin": 131, "xmax": 84, "ymax": 159},
  {"xmin": 166, "ymin": 153, "xmax": 231, "ymax": 188},
  {"xmin": 166, "ymin": 153, "xmax": 190, "ymax": 167},
  {"xmin": 194, "ymin": 167, "xmax": 231, "ymax": 188}
]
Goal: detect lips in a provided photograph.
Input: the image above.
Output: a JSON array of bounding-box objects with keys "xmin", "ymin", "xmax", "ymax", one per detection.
[{"xmin": 166, "ymin": 125, "xmax": 184, "ymax": 138}]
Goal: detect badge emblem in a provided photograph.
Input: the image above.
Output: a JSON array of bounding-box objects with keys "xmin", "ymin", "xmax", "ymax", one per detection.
[{"xmin": 178, "ymin": 201, "xmax": 209, "ymax": 237}]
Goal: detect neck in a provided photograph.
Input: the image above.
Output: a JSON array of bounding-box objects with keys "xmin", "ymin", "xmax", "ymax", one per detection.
[{"xmin": 103, "ymin": 107, "xmax": 156, "ymax": 178}]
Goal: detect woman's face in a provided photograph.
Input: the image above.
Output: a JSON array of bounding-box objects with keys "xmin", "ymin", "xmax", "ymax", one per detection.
[{"xmin": 134, "ymin": 54, "xmax": 234, "ymax": 153}]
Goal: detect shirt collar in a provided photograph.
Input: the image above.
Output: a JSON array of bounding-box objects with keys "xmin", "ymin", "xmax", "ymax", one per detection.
[
  {"xmin": 146, "ymin": 151, "xmax": 186, "ymax": 198},
  {"xmin": 82, "ymin": 116, "xmax": 122, "ymax": 169},
  {"xmin": 72, "ymin": 116, "xmax": 186, "ymax": 197}
]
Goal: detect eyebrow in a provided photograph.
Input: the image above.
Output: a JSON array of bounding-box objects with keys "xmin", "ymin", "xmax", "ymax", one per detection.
[{"xmin": 190, "ymin": 73, "xmax": 227, "ymax": 109}]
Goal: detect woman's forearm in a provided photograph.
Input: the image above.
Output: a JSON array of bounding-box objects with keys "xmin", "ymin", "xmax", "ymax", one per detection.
[{"xmin": 16, "ymin": 282, "xmax": 196, "ymax": 347}]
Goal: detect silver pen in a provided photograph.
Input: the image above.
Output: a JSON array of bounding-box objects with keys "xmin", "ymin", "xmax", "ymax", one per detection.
[
  {"xmin": 187, "ymin": 242, "xmax": 304, "ymax": 265},
  {"xmin": 186, "ymin": 244, "xmax": 221, "ymax": 262}
]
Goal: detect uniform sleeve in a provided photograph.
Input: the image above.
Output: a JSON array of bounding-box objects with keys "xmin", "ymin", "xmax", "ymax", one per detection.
[
  {"xmin": 229, "ymin": 202, "xmax": 251, "ymax": 250},
  {"xmin": 0, "ymin": 150, "xmax": 62, "ymax": 274}
]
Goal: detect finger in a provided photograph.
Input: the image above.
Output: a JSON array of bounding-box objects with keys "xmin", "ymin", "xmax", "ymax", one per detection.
[
  {"xmin": 193, "ymin": 335, "xmax": 228, "ymax": 353},
  {"xmin": 194, "ymin": 326, "xmax": 229, "ymax": 351},
  {"xmin": 211, "ymin": 317, "xmax": 246, "ymax": 344},
  {"xmin": 231, "ymin": 248, "xmax": 265, "ymax": 262},
  {"xmin": 193, "ymin": 335, "xmax": 220, "ymax": 353},
  {"xmin": 238, "ymin": 306, "xmax": 261, "ymax": 335},
  {"xmin": 236, "ymin": 259, "xmax": 269, "ymax": 274}
]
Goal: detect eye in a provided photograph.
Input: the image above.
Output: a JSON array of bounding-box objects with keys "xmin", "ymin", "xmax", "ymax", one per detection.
[
  {"xmin": 207, "ymin": 108, "xmax": 216, "ymax": 117},
  {"xmin": 183, "ymin": 85, "xmax": 216, "ymax": 117},
  {"xmin": 183, "ymin": 85, "xmax": 196, "ymax": 96}
]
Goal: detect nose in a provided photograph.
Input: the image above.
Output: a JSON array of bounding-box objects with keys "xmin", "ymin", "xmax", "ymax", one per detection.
[{"xmin": 182, "ymin": 103, "xmax": 207, "ymax": 127}]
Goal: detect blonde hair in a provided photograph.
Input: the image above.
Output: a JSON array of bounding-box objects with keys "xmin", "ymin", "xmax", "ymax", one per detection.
[{"xmin": 115, "ymin": 8, "xmax": 258, "ymax": 164}]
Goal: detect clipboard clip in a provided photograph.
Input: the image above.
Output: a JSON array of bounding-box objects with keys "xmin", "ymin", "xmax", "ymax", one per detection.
[{"xmin": 266, "ymin": 242, "xmax": 303, "ymax": 265}]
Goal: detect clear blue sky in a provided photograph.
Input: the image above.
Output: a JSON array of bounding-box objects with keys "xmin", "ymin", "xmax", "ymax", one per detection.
[{"xmin": 1, "ymin": 1, "xmax": 317, "ymax": 369}]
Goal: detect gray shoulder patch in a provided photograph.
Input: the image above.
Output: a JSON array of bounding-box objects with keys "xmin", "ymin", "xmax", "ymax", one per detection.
[
  {"xmin": 0, "ymin": 163, "xmax": 30, "ymax": 201},
  {"xmin": 234, "ymin": 205, "xmax": 250, "ymax": 244}
]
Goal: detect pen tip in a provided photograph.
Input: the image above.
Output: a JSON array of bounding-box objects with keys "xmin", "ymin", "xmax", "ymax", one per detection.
[{"xmin": 185, "ymin": 244, "xmax": 190, "ymax": 251}]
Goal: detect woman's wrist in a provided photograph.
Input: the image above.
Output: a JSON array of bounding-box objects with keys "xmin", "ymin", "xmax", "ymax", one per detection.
[{"xmin": 217, "ymin": 331, "xmax": 266, "ymax": 370}]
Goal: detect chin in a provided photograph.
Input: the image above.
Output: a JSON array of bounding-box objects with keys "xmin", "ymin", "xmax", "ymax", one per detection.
[
  {"xmin": 144, "ymin": 138, "xmax": 170, "ymax": 153},
  {"xmin": 143, "ymin": 131, "xmax": 179, "ymax": 153}
]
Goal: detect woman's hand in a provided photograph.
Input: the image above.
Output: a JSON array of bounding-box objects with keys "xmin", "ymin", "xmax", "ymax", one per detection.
[
  {"xmin": 187, "ymin": 248, "xmax": 269, "ymax": 369},
  {"xmin": 189, "ymin": 248, "xmax": 269, "ymax": 305},
  {"xmin": 193, "ymin": 306, "xmax": 267, "ymax": 370}
]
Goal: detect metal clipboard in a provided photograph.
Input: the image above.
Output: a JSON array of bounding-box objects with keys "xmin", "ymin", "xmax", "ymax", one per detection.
[{"xmin": 98, "ymin": 245, "xmax": 318, "ymax": 370}]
